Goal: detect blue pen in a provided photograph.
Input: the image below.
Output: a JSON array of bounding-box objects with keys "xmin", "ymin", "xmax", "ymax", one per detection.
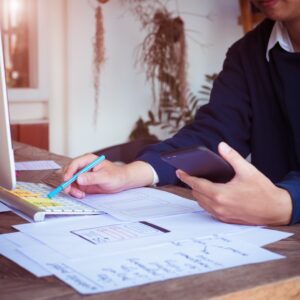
[{"xmin": 47, "ymin": 155, "xmax": 106, "ymax": 199}]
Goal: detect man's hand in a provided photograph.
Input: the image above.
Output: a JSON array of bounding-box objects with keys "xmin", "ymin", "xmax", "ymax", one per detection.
[
  {"xmin": 63, "ymin": 153, "xmax": 154, "ymax": 198},
  {"xmin": 176, "ymin": 142, "xmax": 292, "ymax": 225}
]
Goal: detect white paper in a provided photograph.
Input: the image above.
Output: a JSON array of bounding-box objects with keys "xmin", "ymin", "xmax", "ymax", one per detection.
[
  {"xmin": 14, "ymin": 215, "xmax": 128, "ymax": 258},
  {"xmin": 0, "ymin": 200, "xmax": 10, "ymax": 212},
  {"xmin": 19, "ymin": 236, "xmax": 284, "ymax": 295},
  {"xmin": 3, "ymin": 231, "xmax": 52, "ymax": 248},
  {"xmin": 77, "ymin": 187, "xmax": 201, "ymax": 221},
  {"xmin": 0, "ymin": 233, "xmax": 51, "ymax": 277},
  {"xmin": 14, "ymin": 212, "xmax": 252, "ymax": 259},
  {"xmin": 15, "ymin": 160, "xmax": 61, "ymax": 171},
  {"xmin": 224, "ymin": 227, "xmax": 294, "ymax": 247}
]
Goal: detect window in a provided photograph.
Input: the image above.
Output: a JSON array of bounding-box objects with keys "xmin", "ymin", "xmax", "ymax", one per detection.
[{"xmin": 0, "ymin": 0, "xmax": 37, "ymax": 88}]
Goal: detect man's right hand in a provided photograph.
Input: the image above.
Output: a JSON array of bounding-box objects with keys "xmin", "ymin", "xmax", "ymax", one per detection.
[{"xmin": 63, "ymin": 153, "xmax": 155, "ymax": 198}]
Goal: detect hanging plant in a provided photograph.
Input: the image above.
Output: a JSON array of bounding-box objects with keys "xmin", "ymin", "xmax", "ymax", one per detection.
[
  {"xmin": 139, "ymin": 6, "xmax": 187, "ymax": 109},
  {"xmin": 92, "ymin": 0, "xmax": 108, "ymax": 123},
  {"xmin": 123, "ymin": 1, "xmax": 191, "ymax": 140},
  {"xmin": 122, "ymin": 1, "xmax": 187, "ymax": 109},
  {"xmin": 122, "ymin": 1, "xmax": 214, "ymax": 140},
  {"xmin": 129, "ymin": 73, "xmax": 218, "ymax": 141}
]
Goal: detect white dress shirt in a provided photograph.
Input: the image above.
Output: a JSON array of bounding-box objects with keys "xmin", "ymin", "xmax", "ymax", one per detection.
[{"xmin": 266, "ymin": 21, "xmax": 295, "ymax": 61}]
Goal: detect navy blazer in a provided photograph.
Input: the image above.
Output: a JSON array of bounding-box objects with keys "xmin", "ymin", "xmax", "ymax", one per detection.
[{"xmin": 137, "ymin": 19, "xmax": 300, "ymax": 224}]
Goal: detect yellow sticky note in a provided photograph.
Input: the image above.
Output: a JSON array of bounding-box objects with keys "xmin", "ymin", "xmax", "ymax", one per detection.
[{"xmin": 23, "ymin": 197, "xmax": 61, "ymax": 207}]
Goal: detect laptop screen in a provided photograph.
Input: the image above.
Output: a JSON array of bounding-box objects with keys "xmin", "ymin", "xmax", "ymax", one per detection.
[{"xmin": 0, "ymin": 30, "xmax": 16, "ymax": 190}]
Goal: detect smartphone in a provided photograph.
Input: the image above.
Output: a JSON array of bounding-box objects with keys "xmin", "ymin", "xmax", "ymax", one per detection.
[{"xmin": 160, "ymin": 146, "xmax": 235, "ymax": 183}]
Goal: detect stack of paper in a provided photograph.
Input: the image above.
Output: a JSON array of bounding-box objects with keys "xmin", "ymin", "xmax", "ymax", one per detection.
[
  {"xmin": 15, "ymin": 160, "xmax": 61, "ymax": 171},
  {"xmin": 0, "ymin": 201, "xmax": 10, "ymax": 212},
  {"xmin": 0, "ymin": 187, "xmax": 293, "ymax": 295}
]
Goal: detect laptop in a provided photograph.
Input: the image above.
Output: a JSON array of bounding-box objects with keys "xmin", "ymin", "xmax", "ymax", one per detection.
[{"xmin": 0, "ymin": 31, "xmax": 102, "ymax": 221}]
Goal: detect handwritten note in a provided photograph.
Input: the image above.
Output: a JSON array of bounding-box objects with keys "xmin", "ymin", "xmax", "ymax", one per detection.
[
  {"xmin": 19, "ymin": 236, "xmax": 284, "ymax": 294},
  {"xmin": 15, "ymin": 160, "xmax": 61, "ymax": 171}
]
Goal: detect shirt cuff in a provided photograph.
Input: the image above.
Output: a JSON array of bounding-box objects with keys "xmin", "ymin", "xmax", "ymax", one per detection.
[
  {"xmin": 147, "ymin": 163, "xmax": 159, "ymax": 186},
  {"xmin": 276, "ymin": 171, "xmax": 300, "ymax": 225}
]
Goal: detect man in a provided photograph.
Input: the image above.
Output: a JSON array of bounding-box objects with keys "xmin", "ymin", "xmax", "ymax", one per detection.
[{"xmin": 64, "ymin": 0, "xmax": 300, "ymax": 225}]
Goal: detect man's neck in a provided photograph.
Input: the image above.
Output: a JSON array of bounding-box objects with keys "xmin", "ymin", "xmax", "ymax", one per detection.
[{"xmin": 284, "ymin": 19, "xmax": 300, "ymax": 52}]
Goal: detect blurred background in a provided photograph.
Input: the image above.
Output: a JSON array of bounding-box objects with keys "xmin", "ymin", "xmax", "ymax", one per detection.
[{"xmin": 0, "ymin": 0, "xmax": 263, "ymax": 157}]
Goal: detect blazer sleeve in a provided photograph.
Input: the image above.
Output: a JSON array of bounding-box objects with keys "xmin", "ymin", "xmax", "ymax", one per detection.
[
  {"xmin": 276, "ymin": 172, "xmax": 300, "ymax": 225},
  {"xmin": 137, "ymin": 40, "xmax": 252, "ymax": 185}
]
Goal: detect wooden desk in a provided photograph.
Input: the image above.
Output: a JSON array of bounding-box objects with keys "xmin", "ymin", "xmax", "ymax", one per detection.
[{"xmin": 1, "ymin": 143, "xmax": 300, "ymax": 300}]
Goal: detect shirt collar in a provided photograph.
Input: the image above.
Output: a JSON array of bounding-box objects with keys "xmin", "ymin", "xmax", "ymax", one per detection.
[{"xmin": 266, "ymin": 21, "xmax": 295, "ymax": 61}]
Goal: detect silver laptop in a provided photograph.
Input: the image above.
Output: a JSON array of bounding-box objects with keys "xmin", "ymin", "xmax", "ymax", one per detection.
[{"xmin": 0, "ymin": 31, "xmax": 102, "ymax": 221}]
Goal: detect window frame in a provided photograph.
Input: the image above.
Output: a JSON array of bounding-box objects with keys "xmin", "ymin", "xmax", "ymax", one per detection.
[{"xmin": 6, "ymin": 0, "xmax": 49, "ymax": 103}]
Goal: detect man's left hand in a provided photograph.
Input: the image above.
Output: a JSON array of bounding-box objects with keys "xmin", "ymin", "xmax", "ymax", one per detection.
[{"xmin": 176, "ymin": 142, "xmax": 292, "ymax": 225}]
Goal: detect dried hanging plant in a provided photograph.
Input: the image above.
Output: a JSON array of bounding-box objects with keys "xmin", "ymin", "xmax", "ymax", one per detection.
[
  {"xmin": 92, "ymin": 0, "xmax": 108, "ymax": 123},
  {"xmin": 122, "ymin": 1, "xmax": 214, "ymax": 140},
  {"xmin": 143, "ymin": 9, "xmax": 187, "ymax": 108},
  {"xmin": 139, "ymin": 6, "xmax": 187, "ymax": 111},
  {"xmin": 122, "ymin": 0, "xmax": 188, "ymax": 111},
  {"xmin": 122, "ymin": 1, "xmax": 189, "ymax": 140}
]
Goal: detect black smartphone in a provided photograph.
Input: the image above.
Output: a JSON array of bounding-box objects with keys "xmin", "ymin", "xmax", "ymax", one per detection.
[{"xmin": 160, "ymin": 146, "xmax": 235, "ymax": 183}]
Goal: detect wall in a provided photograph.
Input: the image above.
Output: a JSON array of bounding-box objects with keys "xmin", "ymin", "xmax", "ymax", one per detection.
[{"xmin": 49, "ymin": 0, "xmax": 243, "ymax": 157}]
